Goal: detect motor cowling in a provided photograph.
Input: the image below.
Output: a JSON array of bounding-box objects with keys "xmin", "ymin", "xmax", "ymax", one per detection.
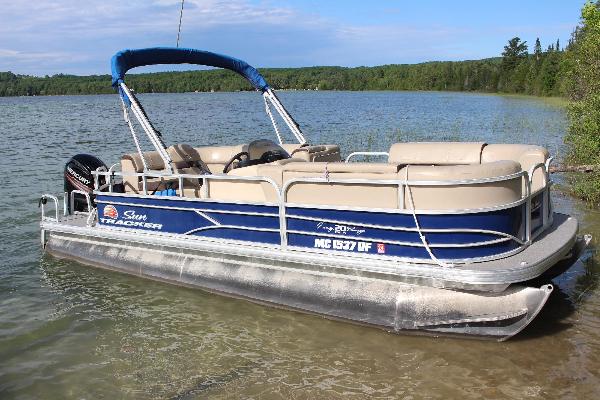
[{"xmin": 64, "ymin": 154, "xmax": 107, "ymax": 213}]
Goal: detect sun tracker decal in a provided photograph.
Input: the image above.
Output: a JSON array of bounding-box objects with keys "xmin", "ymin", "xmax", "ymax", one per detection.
[{"xmin": 103, "ymin": 205, "xmax": 118, "ymax": 219}]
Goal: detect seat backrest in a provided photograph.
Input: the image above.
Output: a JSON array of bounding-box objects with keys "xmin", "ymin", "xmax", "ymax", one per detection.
[
  {"xmin": 481, "ymin": 144, "xmax": 549, "ymax": 193},
  {"xmin": 195, "ymin": 144, "xmax": 248, "ymax": 173},
  {"xmin": 121, "ymin": 144, "xmax": 208, "ymax": 193},
  {"xmin": 388, "ymin": 142, "xmax": 486, "ymax": 165},
  {"xmin": 282, "ymin": 162, "xmax": 401, "ymax": 208},
  {"xmin": 398, "ymin": 160, "xmax": 522, "ymax": 210},
  {"xmin": 279, "ymin": 160, "xmax": 521, "ymax": 210},
  {"xmin": 281, "ymin": 144, "xmax": 342, "ymax": 162},
  {"xmin": 205, "ymin": 158, "xmax": 302, "ymax": 203},
  {"xmin": 205, "ymin": 160, "xmax": 398, "ymax": 205},
  {"xmin": 167, "ymin": 144, "xmax": 209, "ymax": 188},
  {"xmin": 122, "ymin": 150, "xmax": 165, "ymax": 173},
  {"xmin": 282, "ymin": 161, "xmax": 399, "ymax": 174},
  {"xmin": 122, "ymin": 144, "xmax": 206, "ymax": 172},
  {"xmin": 205, "ymin": 159, "xmax": 522, "ymax": 210},
  {"xmin": 168, "ymin": 144, "xmax": 202, "ymax": 164},
  {"xmin": 121, "ymin": 150, "xmax": 166, "ymax": 193}
]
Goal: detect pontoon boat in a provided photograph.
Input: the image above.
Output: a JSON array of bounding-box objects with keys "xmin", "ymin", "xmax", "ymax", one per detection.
[{"xmin": 39, "ymin": 48, "xmax": 590, "ymax": 340}]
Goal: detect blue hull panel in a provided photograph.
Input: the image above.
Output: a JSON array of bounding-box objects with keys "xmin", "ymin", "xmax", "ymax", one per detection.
[{"xmin": 96, "ymin": 194, "xmax": 524, "ymax": 261}]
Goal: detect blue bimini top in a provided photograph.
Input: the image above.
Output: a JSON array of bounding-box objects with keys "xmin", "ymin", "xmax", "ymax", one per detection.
[{"xmin": 110, "ymin": 47, "xmax": 270, "ymax": 93}]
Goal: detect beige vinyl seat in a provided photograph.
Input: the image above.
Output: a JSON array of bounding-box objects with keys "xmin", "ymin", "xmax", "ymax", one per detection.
[
  {"xmin": 208, "ymin": 158, "xmax": 523, "ymax": 210},
  {"xmin": 387, "ymin": 141, "xmax": 549, "ymax": 196},
  {"xmin": 206, "ymin": 158, "xmax": 302, "ymax": 203},
  {"xmin": 121, "ymin": 151, "xmax": 167, "ymax": 193},
  {"xmin": 398, "ymin": 161, "xmax": 522, "ymax": 210},
  {"xmin": 194, "ymin": 143, "xmax": 341, "ymax": 173},
  {"xmin": 281, "ymin": 144, "xmax": 342, "ymax": 162},
  {"xmin": 120, "ymin": 141, "xmax": 544, "ymax": 212},
  {"xmin": 387, "ymin": 142, "xmax": 549, "ymax": 191},
  {"xmin": 208, "ymin": 160, "xmax": 401, "ymax": 207},
  {"xmin": 206, "ymin": 141, "xmax": 533, "ymax": 209},
  {"xmin": 281, "ymin": 162, "xmax": 401, "ymax": 208},
  {"xmin": 194, "ymin": 144, "xmax": 248, "ymax": 174},
  {"xmin": 279, "ymin": 160, "xmax": 522, "ymax": 210},
  {"xmin": 388, "ymin": 142, "xmax": 487, "ymax": 165},
  {"xmin": 121, "ymin": 144, "xmax": 208, "ymax": 197},
  {"xmin": 481, "ymin": 144, "xmax": 549, "ymax": 194}
]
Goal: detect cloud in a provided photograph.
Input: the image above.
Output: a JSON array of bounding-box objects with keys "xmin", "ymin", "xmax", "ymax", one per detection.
[
  {"xmin": 0, "ymin": 48, "xmax": 91, "ymax": 73},
  {"xmin": 0, "ymin": 0, "xmax": 300, "ymax": 38},
  {"xmin": 0, "ymin": 0, "xmax": 578, "ymax": 75},
  {"xmin": 0, "ymin": 0, "xmax": 319, "ymax": 74}
]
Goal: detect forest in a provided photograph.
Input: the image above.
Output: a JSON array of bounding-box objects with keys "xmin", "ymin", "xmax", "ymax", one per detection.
[
  {"xmin": 563, "ymin": 1, "xmax": 600, "ymax": 203},
  {"xmin": 0, "ymin": 37, "xmax": 568, "ymax": 98}
]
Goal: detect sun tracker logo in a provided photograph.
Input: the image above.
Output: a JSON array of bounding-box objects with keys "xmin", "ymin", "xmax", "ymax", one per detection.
[{"xmin": 103, "ymin": 205, "xmax": 118, "ymax": 219}]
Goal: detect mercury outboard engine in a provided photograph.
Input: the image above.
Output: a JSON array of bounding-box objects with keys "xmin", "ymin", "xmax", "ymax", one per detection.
[{"xmin": 64, "ymin": 154, "xmax": 107, "ymax": 213}]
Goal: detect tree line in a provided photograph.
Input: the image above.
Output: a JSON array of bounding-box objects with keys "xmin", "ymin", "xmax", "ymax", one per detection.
[
  {"xmin": 563, "ymin": 1, "xmax": 600, "ymax": 204},
  {"xmin": 0, "ymin": 37, "xmax": 569, "ymax": 97}
]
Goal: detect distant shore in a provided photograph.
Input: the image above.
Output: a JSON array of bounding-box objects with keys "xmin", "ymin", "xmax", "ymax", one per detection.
[{"xmin": 0, "ymin": 54, "xmax": 564, "ymax": 98}]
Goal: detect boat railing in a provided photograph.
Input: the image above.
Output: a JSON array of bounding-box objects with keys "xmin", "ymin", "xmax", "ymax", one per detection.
[
  {"xmin": 281, "ymin": 172, "xmax": 534, "ymax": 253},
  {"xmin": 96, "ymin": 163, "xmax": 120, "ymax": 193},
  {"xmin": 70, "ymin": 190, "xmax": 93, "ymax": 214},
  {"xmin": 39, "ymin": 194, "xmax": 60, "ymax": 222},
  {"xmin": 92, "ymin": 168, "xmax": 532, "ymax": 205},
  {"xmin": 87, "ymin": 166, "xmax": 554, "ymax": 262},
  {"xmin": 93, "ymin": 170, "xmax": 281, "ymax": 200}
]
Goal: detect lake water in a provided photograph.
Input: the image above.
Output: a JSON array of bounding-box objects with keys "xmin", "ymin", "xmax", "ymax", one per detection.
[{"xmin": 1, "ymin": 91, "xmax": 599, "ymax": 399}]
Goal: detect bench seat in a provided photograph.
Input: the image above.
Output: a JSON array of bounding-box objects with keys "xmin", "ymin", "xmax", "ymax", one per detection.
[{"xmin": 207, "ymin": 159, "xmax": 522, "ymax": 210}]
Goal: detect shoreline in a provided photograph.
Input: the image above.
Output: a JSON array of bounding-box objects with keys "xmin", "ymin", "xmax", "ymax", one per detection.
[{"xmin": 0, "ymin": 89, "xmax": 567, "ymax": 104}]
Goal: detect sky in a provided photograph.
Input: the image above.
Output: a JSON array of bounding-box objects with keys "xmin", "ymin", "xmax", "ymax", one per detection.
[{"xmin": 0, "ymin": 0, "xmax": 585, "ymax": 76}]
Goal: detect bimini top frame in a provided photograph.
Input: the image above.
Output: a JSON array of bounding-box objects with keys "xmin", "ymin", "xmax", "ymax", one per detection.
[{"xmin": 110, "ymin": 47, "xmax": 307, "ymax": 173}]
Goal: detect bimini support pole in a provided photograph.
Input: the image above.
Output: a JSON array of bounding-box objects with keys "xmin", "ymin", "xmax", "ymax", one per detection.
[
  {"xmin": 263, "ymin": 94, "xmax": 283, "ymax": 145},
  {"xmin": 120, "ymin": 82, "xmax": 173, "ymax": 173},
  {"xmin": 120, "ymin": 97, "xmax": 149, "ymax": 171},
  {"xmin": 264, "ymin": 88, "xmax": 307, "ymax": 144}
]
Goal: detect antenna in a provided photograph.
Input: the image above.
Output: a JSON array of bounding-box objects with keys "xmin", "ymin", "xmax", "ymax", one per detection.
[{"xmin": 176, "ymin": 0, "xmax": 185, "ymax": 47}]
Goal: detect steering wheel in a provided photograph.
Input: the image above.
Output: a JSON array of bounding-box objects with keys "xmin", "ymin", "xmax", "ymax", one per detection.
[
  {"xmin": 259, "ymin": 149, "xmax": 289, "ymax": 164},
  {"xmin": 222, "ymin": 151, "xmax": 250, "ymax": 173}
]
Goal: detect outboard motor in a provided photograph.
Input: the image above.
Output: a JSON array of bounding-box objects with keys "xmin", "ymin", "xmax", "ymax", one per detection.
[{"xmin": 64, "ymin": 154, "xmax": 107, "ymax": 213}]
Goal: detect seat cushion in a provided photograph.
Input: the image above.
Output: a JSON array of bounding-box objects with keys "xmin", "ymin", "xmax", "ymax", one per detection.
[
  {"xmin": 281, "ymin": 162, "xmax": 400, "ymax": 208},
  {"xmin": 388, "ymin": 142, "xmax": 486, "ymax": 165},
  {"xmin": 195, "ymin": 144, "xmax": 248, "ymax": 173},
  {"xmin": 399, "ymin": 161, "xmax": 522, "ymax": 210},
  {"xmin": 282, "ymin": 161, "xmax": 399, "ymax": 174},
  {"xmin": 121, "ymin": 144, "xmax": 207, "ymax": 194},
  {"xmin": 121, "ymin": 151, "xmax": 165, "ymax": 172},
  {"xmin": 400, "ymin": 160, "xmax": 520, "ymax": 181},
  {"xmin": 281, "ymin": 144, "xmax": 341, "ymax": 162},
  {"xmin": 481, "ymin": 144, "xmax": 549, "ymax": 193}
]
